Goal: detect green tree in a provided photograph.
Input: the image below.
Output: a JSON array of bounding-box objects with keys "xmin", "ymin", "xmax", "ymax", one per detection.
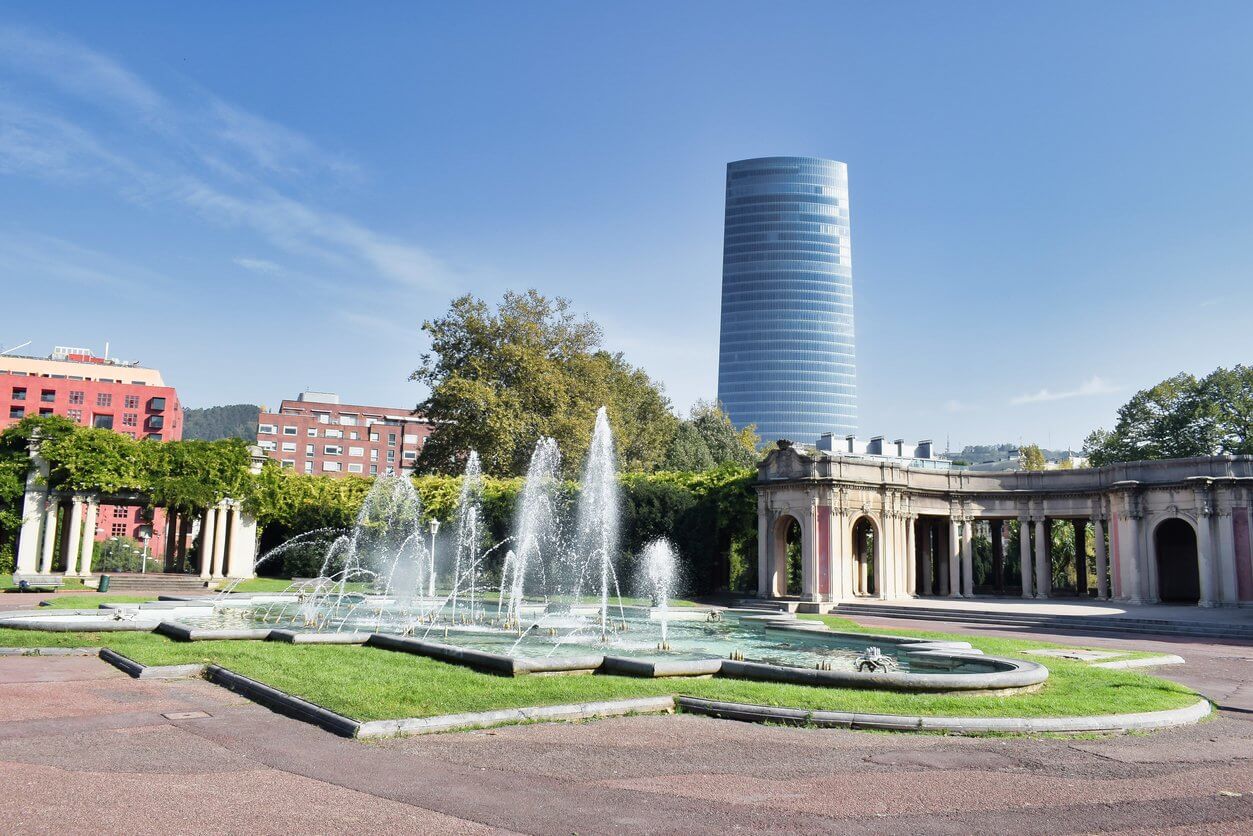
[
  {"xmin": 183, "ymin": 404, "xmax": 260, "ymax": 441},
  {"xmin": 412, "ymin": 290, "xmax": 678, "ymax": 476},
  {"xmin": 662, "ymin": 401, "xmax": 759, "ymax": 471},
  {"xmin": 1020, "ymin": 444, "xmax": 1046, "ymax": 471},
  {"xmin": 1085, "ymin": 367, "xmax": 1253, "ymax": 465}
]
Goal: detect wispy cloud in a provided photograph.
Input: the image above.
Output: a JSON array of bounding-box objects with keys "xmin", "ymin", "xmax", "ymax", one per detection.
[
  {"xmin": 943, "ymin": 398, "xmax": 973, "ymax": 413},
  {"xmin": 1011, "ymin": 376, "xmax": 1120, "ymax": 405},
  {"xmin": 0, "ymin": 24, "xmax": 448, "ymax": 291},
  {"xmin": 0, "ymin": 232, "xmax": 165, "ymax": 290},
  {"xmin": 233, "ymin": 257, "xmax": 285, "ymax": 275}
]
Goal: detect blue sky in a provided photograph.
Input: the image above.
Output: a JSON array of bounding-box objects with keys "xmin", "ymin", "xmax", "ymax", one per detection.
[{"xmin": 2, "ymin": 2, "xmax": 1252, "ymax": 452}]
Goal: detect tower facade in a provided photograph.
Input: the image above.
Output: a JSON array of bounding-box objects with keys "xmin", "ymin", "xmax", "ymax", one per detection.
[{"xmin": 717, "ymin": 156, "xmax": 856, "ymax": 444}]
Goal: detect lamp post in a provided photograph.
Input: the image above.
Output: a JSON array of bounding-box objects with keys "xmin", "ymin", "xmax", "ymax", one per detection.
[{"xmin": 427, "ymin": 518, "xmax": 440, "ymax": 597}]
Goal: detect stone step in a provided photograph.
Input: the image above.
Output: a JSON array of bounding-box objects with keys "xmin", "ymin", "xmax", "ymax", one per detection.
[
  {"xmin": 832, "ymin": 602, "xmax": 1253, "ymax": 641},
  {"xmin": 95, "ymin": 573, "xmax": 211, "ymax": 592}
]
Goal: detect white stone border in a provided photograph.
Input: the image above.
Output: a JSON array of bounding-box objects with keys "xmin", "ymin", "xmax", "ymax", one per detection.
[
  {"xmin": 676, "ymin": 695, "xmax": 1212, "ymax": 734},
  {"xmin": 1092, "ymin": 654, "xmax": 1186, "ymax": 669},
  {"xmin": 355, "ymin": 696, "xmax": 676, "ymax": 738}
]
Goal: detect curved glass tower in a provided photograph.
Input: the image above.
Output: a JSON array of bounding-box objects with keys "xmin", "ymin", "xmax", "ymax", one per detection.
[{"xmin": 717, "ymin": 156, "xmax": 856, "ymax": 444}]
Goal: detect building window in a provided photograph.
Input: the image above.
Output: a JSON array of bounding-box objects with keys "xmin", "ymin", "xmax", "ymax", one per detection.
[
  {"xmin": 68, "ymin": 390, "xmax": 84, "ymax": 405},
  {"xmin": 124, "ymin": 395, "xmax": 140, "ymax": 409},
  {"xmin": 113, "ymin": 506, "xmax": 128, "ymax": 518},
  {"xmin": 93, "ymin": 414, "xmax": 113, "ymax": 429},
  {"xmin": 348, "ymin": 446, "xmax": 364, "ymax": 457},
  {"xmin": 303, "ymin": 461, "xmax": 313, "ymax": 473},
  {"xmin": 148, "ymin": 397, "xmax": 166, "ymax": 411},
  {"xmin": 324, "ymin": 445, "xmax": 342, "ymax": 456},
  {"xmin": 349, "ymin": 431, "xmax": 359, "ymax": 440},
  {"xmin": 67, "ymin": 409, "xmax": 82, "ymax": 422},
  {"xmin": 370, "ymin": 465, "xmax": 378, "ymax": 475},
  {"xmin": 324, "ymin": 428, "xmax": 343, "ymax": 439},
  {"xmin": 111, "ymin": 523, "xmax": 127, "ymax": 537},
  {"xmin": 369, "ymin": 432, "xmax": 379, "ymax": 442},
  {"xmin": 388, "ymin": 433, "xmax": 397, "ymax": 446},
  {"xmin": 370, "ymin": 449, "xmax": 378, "ymax": 461},
  {"xmin": 122, "ymin": 413, "xmax": 138, "ymax": 427},
  {"xmin": 9, "ymin": 406, "xmax": 24, "ymax": 419},
  {"xmin": 145, "ymin": 432, "xmax": 162, "ymax": 441},
  {"xmin": 281, "ymin": 441, "xmax": 296, "ymax": 452},
  {"xmin": 282, "ymin": 426, "xmax": 297, "ymax": 436},
  {"xmin": 40, "ymin": 389, "xmax": 56, "ymax": 403},
  {"xmin": 322, "ymin": 461, "xmax": 342, "ymax": 472},
  {"xmin": 96, "ymin": 392, "xmax": 112, "ymax": 407},
  {"xmin": 403, "ymin": 450, "xmax": 417, "ymax": 460},
  {"xmin": 387, "ymin": 449, "xmax": 395, "ymax": 462},
  {"xmin": 11, "ymin": 387, "xmax": 26, "ymax": 401},
  {"xmin": 347, "ymin": 463, "xmax": 364, "ymax": 473},
  {"xmin": 147, "ymin": 415, "xmax": 164, "ymax": 430},
  {"xmin": 404, "ymin": 434, "xmax": 419, "ymax": 444},
  {"xmin": 39, "ymin": 408, "xmax": 53, "ymax": 416},
  {"xmin": 258, "ymin": 440, "xmax": 277, "ymax": 451},
  {"xmin": 281, "ymin": 460, "xmax": 295, "ymax": 469},
  {"xmin": 258, "ymin": 424, "xmax": 277, "ymax": 435},
  {"xmin": 307, "ymin": 427, "xmax": 318, "ymax": 437},
  {"xmin": 305, "ymin": 444, "xmax": 315, "ymax": 455},
  {"xmin": 339, "ymin": 415, "xmax": 358, "ymax": 426}
]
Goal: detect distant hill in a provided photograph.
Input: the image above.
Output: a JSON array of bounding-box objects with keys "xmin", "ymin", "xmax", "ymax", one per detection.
[
  {"xmin": 953, "ymin": 443, "xmax": 1073, "ymax": 464},
  {"xmin": 183, "ymin": 404, "xmax": 260, "ymax": 442}
]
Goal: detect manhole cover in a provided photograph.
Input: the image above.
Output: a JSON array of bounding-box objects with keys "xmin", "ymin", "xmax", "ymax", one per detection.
[
  {"xmin": 866, "ymin": 750, "xmax": 1017, "ymax": 770},
  {"xmin": 162, "ymin": 711, "xmax": 211, "ymax": 720}
]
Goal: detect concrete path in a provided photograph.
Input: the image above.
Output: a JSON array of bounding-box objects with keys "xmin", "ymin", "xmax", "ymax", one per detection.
[
  {"xmin": 0, "ymin": 619, "xmax": 1249, "ymax": 833},
  {"xmin": 835, "ymin": 596, "xmax": 1253, "ymax": 624}
]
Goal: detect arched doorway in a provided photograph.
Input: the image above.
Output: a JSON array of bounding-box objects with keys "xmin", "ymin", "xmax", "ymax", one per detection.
[
  {"xmin": 770, "ymin": 514, "xmax": 804, "ymax": 597},
  {"xmin": 1155, "ymin": 518, "xmax": 1200, "ymax": 603},
  {"xmin": 852, "ymin": 516, "xmax": 877, "ymax": 596}
]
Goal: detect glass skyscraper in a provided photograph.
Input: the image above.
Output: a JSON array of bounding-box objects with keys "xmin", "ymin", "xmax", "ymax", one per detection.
[{"xmin": 716, "ymin": 156, "xmax": 856, "ymax": 445}]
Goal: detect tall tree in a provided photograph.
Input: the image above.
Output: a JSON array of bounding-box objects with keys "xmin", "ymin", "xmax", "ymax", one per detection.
[
  {"xmin": 412, "ymin": 290, "xmax": 677, "ymax": 476},
  {"xmin": 1019, "ymin": 444, "xmax": 1047, "ymax": 471},
  {"xmin": 662, "ymin": 401, "xmax": 759, "ymax": 471},
  {"xmin": 1085, "ymin": 368, "xmax": 1253, "ymax": 465}
]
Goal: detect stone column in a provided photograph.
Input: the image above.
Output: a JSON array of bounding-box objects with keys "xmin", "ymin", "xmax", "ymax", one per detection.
[
  {"xmin": 39, "ymin": 499, "xmax": 59, "ymax": 574},
  {"xmin": 212, "ymin": 502, "xmax": 229, "ymax": 579},
  {"xmin": 948, "ymin": 517, "xmax": 962, "ymax": 598},
  {"xmin": 801, "ymin": 505, "xmax": 819, "ymax": 602},
  {"xmin": 905, "ymin": 516, "xmax": 917, "ymax": 596},
  {"xmin": 1094, "ymin": 517, "xmax": 1108, "ymax": 599},
  {"xmin": 756, "ymin": 497, "xmax": 769, "ymax": 598},
  {"xmin": 990, "ymin": 519, "xmax": 1005, "ymax": 594},
  {"xmin": 1197, "ymin": 508, "xmax": 1217, "ymax": 607},
  {"xmin": 833, "ymin": 505, "xmax": 849, "ymax": 600},
  {"xmin": 64, "ymin": 495, "xmax": 84, "ymax": 576},
  {"xmin": 1019, "ymin": 516, "xmax": 1033, "ymax": 598},
  {"xmin": 199, "ymin": 506, "xmax": 217, "ymax": 580},
  {"xmin": 960, "ymin": 519, "xmax": 974, "ymax": 597},
  {"xmin": 78, "ymin": 498, "xmax": 98, "ymax": 577},
  {"xmin": 1073, "ymin": 519, "xmax": 1088, "ymax": 596},
  {"xmin": 225, "ymin": 501, "xmax": 259, "ymax": 579},
  {"xmin": 1034, "ymin": 518, "xmax": 1050, "ymax": 598},
  {"xmin": 14, "ymin": 442, "xmax": 50, "ymax": 577}
]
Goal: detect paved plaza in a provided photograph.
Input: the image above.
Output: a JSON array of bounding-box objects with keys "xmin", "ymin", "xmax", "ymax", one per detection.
[{"xmin": 0, "ymin": 592, "xmax": 1249, "ymax": 834}]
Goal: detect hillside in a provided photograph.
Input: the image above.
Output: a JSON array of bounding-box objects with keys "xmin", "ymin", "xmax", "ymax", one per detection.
[{"xmin": 183, "ymin": 404, "xmax": 260, "ymax": 442}]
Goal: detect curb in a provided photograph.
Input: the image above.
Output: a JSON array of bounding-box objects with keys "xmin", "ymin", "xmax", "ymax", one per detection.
[
  {"xmin": 675, "ymin": 696, "xmax": 1213, "ymax": 734},
  {"xmin": 98, "ymin": 648, "xmax": 206, "ymax": 680},
  {"xmin": 1093, "ymin": 654, "xmax": 1186, "ymax": 669},
  {"xmin": 355, "ymin": 696, "xmax": 676, "ymax": 738},
  {"xmin": 205, "ymin": 665, "xmax": 361, "ymax": 737},
  {"xmin": 0, "ymin": 646, "xmax": 99, "ymax": 656}
]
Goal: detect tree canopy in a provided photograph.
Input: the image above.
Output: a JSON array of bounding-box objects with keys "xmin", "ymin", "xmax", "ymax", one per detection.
[
  {"xmin": 1084, "ymin": 366, "xmax": 1253, "ymax": 466},
  {"xmin": 411, "ymin": 290, "xmax": 678, "ymax": 476},
  {"xmin": 183, "ymin": 404, "xmax": 260, "ymax": 441},
  {"xmin": 661, "ymin": 400, "xmax": 759, "ymax": 471}
]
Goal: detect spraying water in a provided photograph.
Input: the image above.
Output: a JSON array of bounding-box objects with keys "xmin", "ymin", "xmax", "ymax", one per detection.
[
  {"xmin": 509, "ymin": 438, "xmax": 561, "ymax": 627},
  {"xmin": 574, "ymin": 407, "xmax": 623, "ymax": 639},
  {"xmin": 640, "ymin": 538, "xmax": 678, "ymax": 648},
  {"xmin": 449, "ymin": 451, "xmax": 485, "ymax": 617}
]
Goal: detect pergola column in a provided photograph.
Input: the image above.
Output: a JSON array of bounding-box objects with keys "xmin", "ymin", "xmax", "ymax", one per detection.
[
  {"xmin": 64, "ymin": 495, "xmax": 84, "ymax": 576},
  {"xmin": 225, "ymin": 501, "xmax": 259, "ymax": 579},
  {"xmin": 1018, "ymin": 516, "xmax": 1033, "ymax": 597},
  {"xmin": 1094, "ymin": 517, "xmax": 1108, "ymax": 598},
  {"xmin": 756, "ymin": 498, "xmax": 769, "ymax": 598},
  {"xmin": 960, "ymin": 518, "xmax": 974, "ymax": 597},
  {"xmin": 14, "ymin": 442, "xmax": 49, "ymax": 576},
  {"xmin": 905, "ymin": 515, "xmax": 917, "ymax": 596},
  {"xmin": 1196, "ymin": 507, "xmax": 1218, "ymax": 607},
  {"xmin": 78, "ymin": 497, "xmax": 99, "ymax": 577},
  {"xmin": 1073, "ymin": 519, "xmax": 1088, "ymax": 596},
  {"xmin": 1034, "ymin": 517, "xmax": 1051, "ymax": 598},
  {"xmin": 199, "ymin": 505, "xmax": 218, "ymax": 580},
  {"xmin": 38, "ymin": 498, "xmax": 59, "ymax": 574},
  {"xmin": 211, "ymin": 502, "xmax": 229, "ymax": 579},
  {"xmin": 947, "ymin": 517, "xmax": 962, "ymax": 598}
]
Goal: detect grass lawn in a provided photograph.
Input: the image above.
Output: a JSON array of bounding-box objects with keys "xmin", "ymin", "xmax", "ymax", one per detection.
[
  {"xmin": 0, "ymin": 623, "xmax": 1200, "ymax": 723},
  {"xmin": 1, "ymin": 577, "xmax": 87, "ymax": 592},
  {"xmin": 37, "ymin": 595, "xmax": 158, "ymax": 609}
]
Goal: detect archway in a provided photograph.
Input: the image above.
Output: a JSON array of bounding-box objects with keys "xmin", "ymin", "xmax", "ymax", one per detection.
[
  {"xmin": 770, "ymin": 514, "xmax": 804, "ymax": 597},
  {"xmin": 851, "ymin": 516, "xmax": 877, "ymax": 596},
  {"xmin": 1154, "ymin": 518, "xmax": 1200, "ymax": 603}
]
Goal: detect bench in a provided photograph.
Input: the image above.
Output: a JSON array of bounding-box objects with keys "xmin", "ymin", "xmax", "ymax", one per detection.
[{"xmin": 11, "ymin": 574, "xmax": 66, "ymax": 592}]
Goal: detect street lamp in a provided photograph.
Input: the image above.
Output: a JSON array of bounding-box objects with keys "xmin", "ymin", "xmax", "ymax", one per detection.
[{"xmin": 427, "ymin": 518, "xmax": 440, "ymax": 597}]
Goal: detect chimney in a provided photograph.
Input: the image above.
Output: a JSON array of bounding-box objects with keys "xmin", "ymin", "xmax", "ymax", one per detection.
[{"xmin": 868, "ymin": 436, "xmax": 884, "ymax": 455}]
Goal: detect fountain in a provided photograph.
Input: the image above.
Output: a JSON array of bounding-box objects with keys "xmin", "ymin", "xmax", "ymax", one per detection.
[{"xmin": 640, "ymin": 538, "xmax": 677, "ymax": 650}]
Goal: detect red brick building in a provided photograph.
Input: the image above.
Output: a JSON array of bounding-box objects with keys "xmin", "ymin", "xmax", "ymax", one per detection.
[
  {"xmin": 0, "ymin": 346, "xmax": 183, "ymax": 556},
  {"xmin": 256, "ymin": 392, "xmax": 431, "ymax": 477}
]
